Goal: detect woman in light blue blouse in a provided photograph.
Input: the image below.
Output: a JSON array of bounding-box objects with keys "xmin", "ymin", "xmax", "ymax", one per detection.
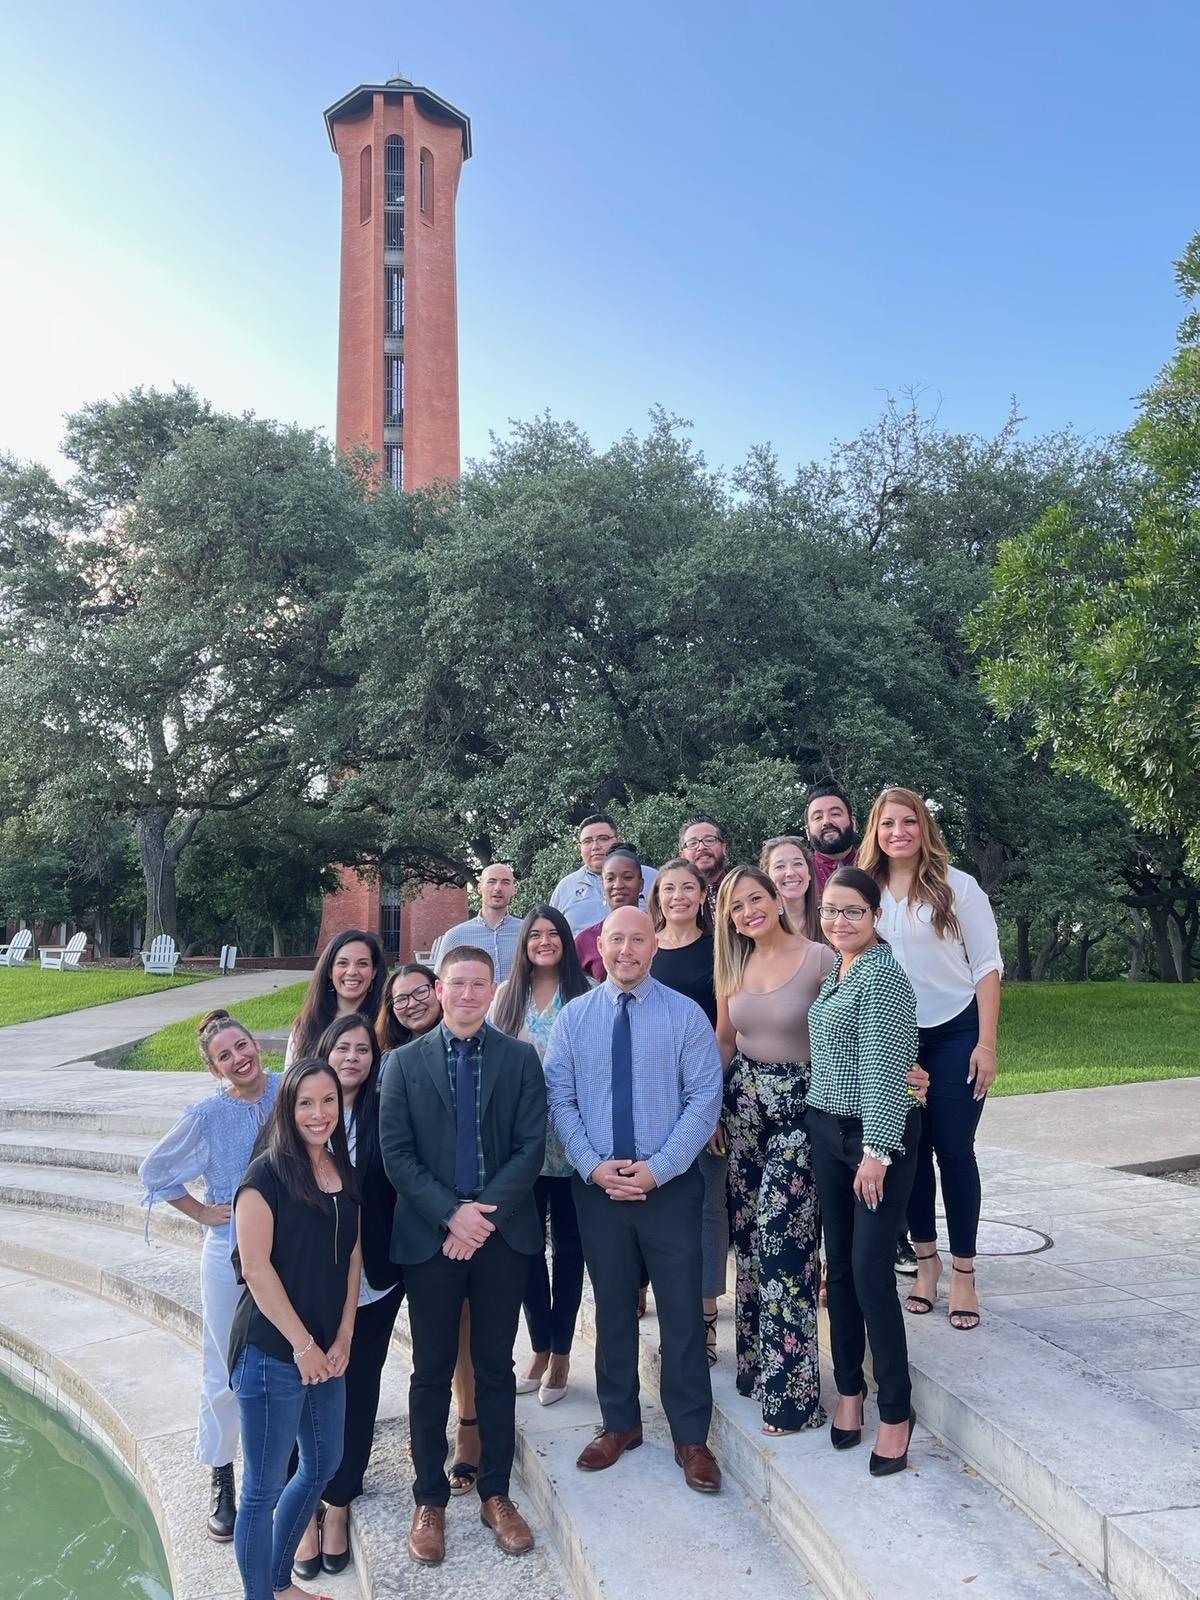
[
  {"xmin": 490, "ymin": 904, "xmax": 592, "ymax": 1405},
  {"xmin": 807, "ymin": 868, "xmax": 922, "ymax": 1479},
  {"xmin": 138, "ymin": 1009, "xmax": 279, "ymax": 1541}
]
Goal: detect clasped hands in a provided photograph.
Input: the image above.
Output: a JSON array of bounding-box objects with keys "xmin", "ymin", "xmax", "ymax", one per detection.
[
  {"xmin": 591, "ymin": 1159, "xmax": 658, "ymax": 1201},
  {"xmin": 295, "ymin": 1333, "xmax": 351, "ymax": 1386},
  {"xmin": 443, "ymin": 1200, "xmax": 498, "ymax": 1260}
]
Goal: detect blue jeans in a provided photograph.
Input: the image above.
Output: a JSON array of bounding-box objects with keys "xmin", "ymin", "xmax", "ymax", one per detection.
[{"xmin": 231, "ymin": 1345, "xmax": 345, "ymax": 1599}]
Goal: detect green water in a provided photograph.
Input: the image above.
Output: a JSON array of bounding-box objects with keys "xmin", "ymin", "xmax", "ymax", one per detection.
[{"xmin": 0, "ymin": 1372, "xmax": 173, "ymax": 1599}]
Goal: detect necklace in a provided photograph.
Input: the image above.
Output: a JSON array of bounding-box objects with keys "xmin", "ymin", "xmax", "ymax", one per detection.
[{"xmin": 315, "ymin": 1152, "xmax": 337, "ymax": 1193}]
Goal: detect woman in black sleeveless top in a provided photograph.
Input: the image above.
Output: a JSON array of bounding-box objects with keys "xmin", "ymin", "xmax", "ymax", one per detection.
[{"xmin": 229, "ymin": 1059, "xmax": 361, "ymax": 1600}]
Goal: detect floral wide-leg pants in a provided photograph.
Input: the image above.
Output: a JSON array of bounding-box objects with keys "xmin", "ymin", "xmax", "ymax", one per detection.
[{"xmin": 724, "ymin": 1053, "xmax": 824, "ymax": 1431}]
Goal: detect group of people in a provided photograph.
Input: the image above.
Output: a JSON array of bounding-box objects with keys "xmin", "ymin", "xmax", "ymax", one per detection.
[{"xmin": 139, "ymin": 782, "xmax": 1002, "ymax": 1600}]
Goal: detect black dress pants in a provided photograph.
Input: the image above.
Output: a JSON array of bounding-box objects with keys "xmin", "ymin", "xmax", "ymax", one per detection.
[
  {"xmin": 572, "ymin": 1164, "xmax": 711, "ymax": 1446},
  {"xmin": 807, "ymin": 1106, "xmax": 921, "ymax": 1424},
  {"xmin": 404, "ymin": 1233, "xmax": 529, "ymax": 1506},
  {"xmin": 323, "ymin": 1282, "xmax": 404, "ymax": 1504}
]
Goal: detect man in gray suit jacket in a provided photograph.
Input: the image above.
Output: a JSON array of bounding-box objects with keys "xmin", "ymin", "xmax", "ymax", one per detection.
[{"xmin": 379, "ymin": 945, "xmax": 546, "ymax": 1567}]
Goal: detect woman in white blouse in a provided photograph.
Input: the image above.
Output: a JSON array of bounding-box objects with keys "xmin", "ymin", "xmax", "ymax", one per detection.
[{"xmin": 860, "ymin": 789, "xmax": 1002, "ymax": 1332}]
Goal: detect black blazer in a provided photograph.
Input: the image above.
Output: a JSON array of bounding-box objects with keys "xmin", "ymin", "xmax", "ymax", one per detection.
[{"xmin": 378, "ymin": 1023, "xmax": 547, "ymax": 1266}]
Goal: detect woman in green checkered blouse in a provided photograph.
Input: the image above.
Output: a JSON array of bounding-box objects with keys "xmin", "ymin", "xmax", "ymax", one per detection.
[{"xmin": 807, "ymin": 866, "xmax": 924, "ymax": 1477}]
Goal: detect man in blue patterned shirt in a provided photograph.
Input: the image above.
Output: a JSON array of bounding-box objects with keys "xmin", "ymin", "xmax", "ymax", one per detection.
[{"xmin": 544, "ymin": 906, "xmax": 724, "ymax": 1494}]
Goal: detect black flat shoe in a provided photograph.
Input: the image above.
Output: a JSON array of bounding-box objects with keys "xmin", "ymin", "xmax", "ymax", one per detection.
[
  {"xmin": 322, "ymin": 1546, "xmax": 351, "ymax": 1575},
  {"xmin": 449, "ymin": 1417, "xmax": 479, "ymax": 1497},
  {"xmin": 869, "ymin": 1410, "xmax": 916, "ymax": 1478},
  {"xmin": 293, "ymin": 1503, "xmax": 324, "ymax": 1579},
  {"xmin": 830, "ymin": 1384, "xmax": 868, "ymax": 1451}
]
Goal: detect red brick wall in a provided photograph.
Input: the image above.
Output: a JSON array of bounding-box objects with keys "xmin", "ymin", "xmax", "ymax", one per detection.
[{"xmin": 321, "ymin": 85, "xmax": 468, "ymax": 959}]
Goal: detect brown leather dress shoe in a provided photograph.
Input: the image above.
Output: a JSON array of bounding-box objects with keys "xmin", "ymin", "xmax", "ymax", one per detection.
[
  {"xmin": 480, "ymin": 1495, "xmax": 535, "ymax": 1555},
  {"xmin": 408, "ymin": 1504, "xmax": 446, "ymax": 1565},
  {"xmin": 575, "ymin": 1426, "xmax": 644, "ymax": 1472},
  {"xmin": 674, "ymin": 1443, "xmax": 722, "ymax": 1493}
]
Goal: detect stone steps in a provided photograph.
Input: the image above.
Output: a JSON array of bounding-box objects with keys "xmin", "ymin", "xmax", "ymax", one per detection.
[
  {"xmin": 579, "ymin": 1296, "xmax": 1108, "ymax": 1600},
  {"xmin": 0, "ymin": 1126, "xmax": 149, "ymax": 1174},
  {"xmin": 5, "ymin": 1113, "xmax": 1199, "ymax": 1600},
  {"xmin": 0, "ymin": 1211, "xmax": 570, "ymax": 1600},
  {"xmin": 0, "ymin": 1200, "xmax": 815, "ymax": 1600}
]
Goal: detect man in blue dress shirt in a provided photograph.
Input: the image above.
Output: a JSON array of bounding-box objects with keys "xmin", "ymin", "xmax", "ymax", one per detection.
[{"xmin": 544, "ymin": 906, "xmax": 724, "ymax": 1493}]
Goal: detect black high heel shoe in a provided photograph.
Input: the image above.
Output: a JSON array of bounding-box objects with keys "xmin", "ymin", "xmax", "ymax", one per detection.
[
  {"xmin": 321, "ymin": 1504, "xmax": 351, "ymax": 1575},
  {"xmin": 869, "ymin": 1410, "xmax": 916, "ymax": 1478},
  {"xmin": 830, "ymin": 1384, "xmax": 868, "ymax": 1451},
  {"xmin": 292, "ymin": 1502, "xmax": 324, "ymax": 1580}
]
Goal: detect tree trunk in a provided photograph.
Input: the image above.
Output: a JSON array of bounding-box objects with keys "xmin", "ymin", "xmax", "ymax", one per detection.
[
  {"xmin": 1147, "ymin": 904, "xmax": 1180, "ymax": 982},
  {"xmin": 1033, "ymin": 924, "xmax": 1071, "ymax": 982},
  {"xmin": 1015, "ymin": 916, "xmax": 1033, "ymax": 982},
  {"xmin": 272, "ymin": 924, "xmax": 285, "ymax": 958},
  {"xmin": 135, "ymin": 810, "xmax": 179, "ymax": 945},
  {"xmin": 1125, "ymin": 911, "xmax": 1147, "ymax": 982}
]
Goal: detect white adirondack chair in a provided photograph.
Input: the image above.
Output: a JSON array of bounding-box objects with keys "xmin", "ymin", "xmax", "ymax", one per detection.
[
  {"xmin": 141, "ymin": 934, "xmax": 180, "ymax": 976},
  {"xmin": 0, "ymin": 929, "xmax": 34, "ymax": 966},
  {"xmin": 39, "ymin": 931, "xmax": 88, "ymax": 971}
]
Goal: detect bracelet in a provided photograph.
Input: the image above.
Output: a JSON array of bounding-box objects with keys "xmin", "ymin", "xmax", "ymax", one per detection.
[
  {"xmin": 861, "ymin": 1146, "xmax": 893, "ymax": 1167},
  {"xmin": 292, "ymin": 1337, "xmax": 314, "ymax": 1363}
]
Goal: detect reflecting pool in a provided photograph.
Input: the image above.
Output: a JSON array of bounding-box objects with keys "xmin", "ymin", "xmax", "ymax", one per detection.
[{"xmin": 0, "ymin": 1371, "xmax": 172, "ymax": 1599}]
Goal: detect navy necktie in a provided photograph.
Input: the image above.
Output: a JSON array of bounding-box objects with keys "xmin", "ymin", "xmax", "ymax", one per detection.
[
  {"xmin": 611, "ymin": 992, "xmax": 636, "ymax": 1162},
  {"xmin": 453, "ymin": 1037, "xmax": 478, "ymax": 1196}
]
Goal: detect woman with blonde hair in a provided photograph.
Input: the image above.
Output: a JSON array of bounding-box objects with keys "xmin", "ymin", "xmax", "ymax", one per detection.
[
  {"xmin": 860, "ymin": 788, "xmax": 1002, "ymax": 1332},
  {"xmin": 759, "ymin": 835, "xmax": 821, "ymax": 942},
  {"xmin": 714, "ymin": 865, "xmax": 834, "ymax": 1433}
]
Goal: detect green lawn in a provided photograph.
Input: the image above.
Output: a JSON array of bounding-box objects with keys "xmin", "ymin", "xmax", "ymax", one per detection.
[
  {"xmin": 117, "ymin": 978, "xmax": 1199, "ymax": 1094},
  {"xmin": 0, "ymin": 966, "xmax": 204, "ymax": 1029},
  {"xmin": 993, "ymin": 982, "xmax": 1200, "ymax": 1095},
  {"xmin": 120, "ymin": 982, "xmax": 309, "ymax": 1071}
]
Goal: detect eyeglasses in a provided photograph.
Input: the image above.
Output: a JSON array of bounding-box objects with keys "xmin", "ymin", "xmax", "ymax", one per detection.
[
  {"xmin": 819, "ymin": 906, "xmax": 869, "ymax": 923},
  {"xmin": 683, "ymin": 835, "xmax": 723, "ymax": 849},
  {"xmin": 393, "ymin": 983, "xmax": 434, "ymax": 1009}
]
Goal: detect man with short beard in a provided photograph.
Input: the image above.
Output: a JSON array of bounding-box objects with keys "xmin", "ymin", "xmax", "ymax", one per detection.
[
  {"xmin": 805, "ymin": 785, "xmax": 861, "ymax": 895},
  {"xmin": 678, "ymin": 816, "xmax": 729, "ymax": 914}
]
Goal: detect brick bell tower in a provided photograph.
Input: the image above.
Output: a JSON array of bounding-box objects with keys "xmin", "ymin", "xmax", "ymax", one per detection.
[{"xmin": 316, "ymin": 75, "xmax": 472, "ymax": 960}]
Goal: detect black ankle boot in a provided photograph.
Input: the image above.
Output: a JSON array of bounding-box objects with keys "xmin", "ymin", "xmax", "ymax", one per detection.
[{"xmin": 207, "ymin": 1463, "xmax": 237, "ymax": 1541}]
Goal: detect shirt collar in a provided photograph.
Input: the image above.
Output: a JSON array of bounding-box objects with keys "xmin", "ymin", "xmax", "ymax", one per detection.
[
  {"xmin": 440, "ymin": 1021, "xmax": 488, "ymax": 1053},
  {"xmin": 602, "ymin": 973, "xmax": 655, "ymax": 1005}
]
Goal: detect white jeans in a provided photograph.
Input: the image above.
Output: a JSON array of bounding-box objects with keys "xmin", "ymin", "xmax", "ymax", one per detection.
[{"xmin": 196, "ymin": 1225, "xmax": 244, "ymax": 1467}]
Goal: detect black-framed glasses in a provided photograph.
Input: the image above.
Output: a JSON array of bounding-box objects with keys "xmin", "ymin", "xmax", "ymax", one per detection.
[
  {"xmin": 393, "ymin": 982, "xmax": 434, "ymax": 1009},
  {"xmin": 682, "ymin": 834, "xmax": 723, "ymax": 849},
  {"xmin": 819, "ymin": 906, "xmax": 868, "ymax": 923}
]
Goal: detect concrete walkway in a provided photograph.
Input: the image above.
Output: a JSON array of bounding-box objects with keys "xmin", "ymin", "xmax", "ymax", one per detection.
[
  {"xmin": 983, "ymin": 1077, "xmax": 1200, "ymax": 1171},
  {"xmin": 0, "ymin": 969, "xmax": 297, "ymax": 1073}
]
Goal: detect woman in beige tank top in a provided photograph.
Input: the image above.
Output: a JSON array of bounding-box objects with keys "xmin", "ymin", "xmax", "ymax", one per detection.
[{"xmin": 714, "ymin": 865, "xmax": 835, "ymax": 1435}]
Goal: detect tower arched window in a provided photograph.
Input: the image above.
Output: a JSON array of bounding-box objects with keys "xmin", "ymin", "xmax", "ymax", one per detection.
[
  {"xmin": 419, "ymin": 148, "xmax": 434, "ymax": 220},
  {"xmin": 385, "ymin": 136, "xmax": 405, "ymax": 249},
  {"xmin": 359, "ymin": 145, "xmax": 372, "ymax": 224}
]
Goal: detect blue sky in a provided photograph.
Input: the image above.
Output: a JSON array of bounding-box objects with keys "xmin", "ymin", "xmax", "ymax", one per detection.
[{"xmin": 2, "ymin": 0, "xmax": 1197, "ymax": 479}]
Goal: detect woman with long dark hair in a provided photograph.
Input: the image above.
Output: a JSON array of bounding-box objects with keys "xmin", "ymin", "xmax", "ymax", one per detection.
[
  {"xmin": 860, "ymin": 788, "xmax": 1002, "ymax": 1332},
  {"xmin": 714, "ymin": 866, "xmax": 834, "ymax": 1435},
  {"xmin": 229, "ymin": 1058, "xmax": 362, "ymax": 1599},
  {"xmin": 287, "ymin": 929, "xmax": 386, "ymax": 1064},
  {"xmin": 291, "ymin": 1015, "xmax": 403, "ymax": 1581},
  {"xmin": 490, "ymin": 904, "xmax": 591, "ymax": 1404},
  {"xmin": 138, "ymin": 1010, "xmax": 279, "ymax": 1543},
  {"xmin": 806, "ymin": 867, "xmax": 922, "ymax": 1476},
  {"xmin": 648, "ymin": 859, "xmax": 727, "ymax": 1366},
  {"xmin": 377, "ymin": 962, "xmax": 442, "ymax": 1060}
]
